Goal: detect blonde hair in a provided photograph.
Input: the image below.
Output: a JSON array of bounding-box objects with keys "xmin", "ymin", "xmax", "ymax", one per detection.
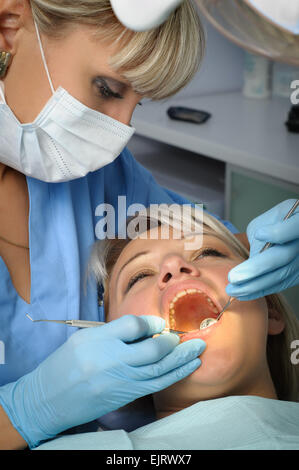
[
  {"xmin": 89, "ymin": 206, "xmax": 299, "ymax": 402},
  {"xmin": 30, "ymin": 0, "xmax": 205, "ymax": 100}
]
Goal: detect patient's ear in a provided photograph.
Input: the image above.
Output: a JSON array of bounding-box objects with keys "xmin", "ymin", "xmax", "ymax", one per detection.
[{"xmin": 266, "ymin": 297, "xmax": 285, "ymax": 335}]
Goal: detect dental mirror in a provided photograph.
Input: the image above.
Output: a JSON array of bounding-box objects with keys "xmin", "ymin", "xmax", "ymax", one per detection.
[{"xmin": 200, "ymin": 318, "xmax": 217, "ymax": 329}]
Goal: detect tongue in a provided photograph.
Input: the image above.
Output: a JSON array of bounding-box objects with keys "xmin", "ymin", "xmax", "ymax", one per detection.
[{"xmin": 171, "ymin": 293, "xmax": 217, "ymax": 331}]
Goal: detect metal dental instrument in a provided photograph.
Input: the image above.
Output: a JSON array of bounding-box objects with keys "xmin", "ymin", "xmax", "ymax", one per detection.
[
  {"xmin": 25, "ymin": 314, "xmax": 186, "ymax": 335},
  {"xmin": 161, "ymin": 328, "xmax": 187, "ymax": 335},
  {"xmin": 259, "ymin": 199, "xmax": 299, "ymax": 253},
  {"xmin": 26, "ymin": 314, "xmax": 106, "ymax": 328},
  {"xmin": 215, "ymin": 199, "xmax": 299, "ymax": 323}
]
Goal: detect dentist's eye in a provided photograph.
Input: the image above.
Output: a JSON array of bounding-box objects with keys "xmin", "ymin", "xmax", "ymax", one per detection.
[
  {"xmin": 98, "ymin": 84, "xmax": 122, "ymax": 100},
  {"xmin": 94, "ymin": 78, "xmax": 123, "ymax": 100},
  {"xmin": 126, "ymin": 270, "xmax": 153, "ymax": 293},
  {"xmin": 193, "ymin": 248, "xmax": 226, "ymax": 260}
]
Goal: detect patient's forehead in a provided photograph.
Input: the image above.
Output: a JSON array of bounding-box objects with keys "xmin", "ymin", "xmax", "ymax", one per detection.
[
  {"xmin": 112, "ymin": 236, "xmax": 183, "ymax": 276},
  {"xmin": 116, "ymin": 228, "xmax": 205, "ymax": 264}
]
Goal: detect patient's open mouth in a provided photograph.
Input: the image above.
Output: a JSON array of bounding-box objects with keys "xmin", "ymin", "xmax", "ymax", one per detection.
[{"xmin": 165, "ymin": 286, "xmax": 220, "ymax": 332}]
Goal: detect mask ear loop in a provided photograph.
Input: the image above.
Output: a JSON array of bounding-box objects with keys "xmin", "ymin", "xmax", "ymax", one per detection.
[
  {"xmin": 0, "ymin": 82, "xmax": 6, "ymax": 103},
  {"xmin": 33, "ymin": 19, "xmax": 55, "ymax": 95}
]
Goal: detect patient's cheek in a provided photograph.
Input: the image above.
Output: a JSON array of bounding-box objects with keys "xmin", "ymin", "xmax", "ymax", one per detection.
[
  {"xmin": 177, "ymin": 304, "xmax": 266, "ymax": 387},
  {"xmin": 190, "ymin": 346, "xmax": 237, "ymax": 384},
  {"xmin": 111, "ymin": 290, "xmax": 160, "ymax": 321}
]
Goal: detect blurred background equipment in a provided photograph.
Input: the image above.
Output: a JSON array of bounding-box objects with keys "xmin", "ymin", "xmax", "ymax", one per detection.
[
  {"xmin": 196, "ymin": 0, "xmax": 299, "ymax": 65},
  {"xmin": 196, "ymin": 0, "xmax": 299, "ymax": 128}
]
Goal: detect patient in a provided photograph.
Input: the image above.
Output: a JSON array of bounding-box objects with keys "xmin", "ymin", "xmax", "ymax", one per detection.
[{"xmin": 37, "ymin": 207, "xmax": 299, "ymax": 449}]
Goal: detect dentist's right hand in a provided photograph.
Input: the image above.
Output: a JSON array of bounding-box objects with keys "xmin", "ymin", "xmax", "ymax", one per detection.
[{"xmin": 0, "ymin": 315, "xmax": 205, "ymax": 449}]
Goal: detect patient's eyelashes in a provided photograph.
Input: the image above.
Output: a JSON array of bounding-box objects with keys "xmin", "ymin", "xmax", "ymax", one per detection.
[
  {"xmin": 192, "ymin": 248, "xmax": 226, "ymax": 261},
  {"xmin": 126, "ymin": 269, "xmax": 154, "ymax": 293},
  {"xmin": 125, "ymin": 249, "xmax": 227, "ymax": 293}
]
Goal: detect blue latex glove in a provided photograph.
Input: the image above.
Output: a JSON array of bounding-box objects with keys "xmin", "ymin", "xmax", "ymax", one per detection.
[
  {"xmin": 226, "ymin": 199, "xmax": 299, "ymax": 300},
  {"xmin": 0, "ymin": 315, "xmax": 205, "ymax": 449}
]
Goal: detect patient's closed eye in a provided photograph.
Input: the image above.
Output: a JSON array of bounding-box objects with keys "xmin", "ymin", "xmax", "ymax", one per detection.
[
  {"xmin": 126, "ymin": 270, "xmax": 154, "ymax": 292},
  {"xmin": 125, "ymin": 249, "xmax": 226, "ymax": 293},
  {"xmin": 193, "ymin": 248, "xmax": 226, "ymax": 260}
]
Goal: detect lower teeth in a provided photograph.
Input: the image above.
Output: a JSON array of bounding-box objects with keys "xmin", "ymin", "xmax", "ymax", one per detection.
[{"xmin": 200, "ymin": 318, "xmax": 217, "ymax": 330}]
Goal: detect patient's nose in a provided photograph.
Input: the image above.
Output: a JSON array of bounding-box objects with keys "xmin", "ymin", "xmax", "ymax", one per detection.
[{"xmin": 158, "ymin": 255, "xmax": 200, "ymax": 289}]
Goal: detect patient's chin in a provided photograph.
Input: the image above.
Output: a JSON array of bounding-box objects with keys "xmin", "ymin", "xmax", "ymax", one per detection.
[
  {"xmin": 177, "ymin": 337, "xmax": 252, "ymax": 402},
  {"xmin": 155, "ymin": 349, "xmax": 246, "ymax": 407}
]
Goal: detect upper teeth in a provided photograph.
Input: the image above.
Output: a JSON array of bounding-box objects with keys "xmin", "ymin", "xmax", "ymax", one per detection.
[{"xmin": 168, "ymin": 288, "xmax": 219, "ymax": 328}]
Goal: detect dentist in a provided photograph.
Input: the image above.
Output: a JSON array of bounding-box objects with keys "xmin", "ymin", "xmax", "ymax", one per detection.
[{"xmin": 0, "ymin": 0, "xmax": 298, "ymax": 450}]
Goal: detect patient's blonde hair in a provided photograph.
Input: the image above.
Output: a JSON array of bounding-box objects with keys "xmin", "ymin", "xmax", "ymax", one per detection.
[
  {"xmin": 30, "ymin": 0, "xmax": 205, "ymax": 99},
  {"xmin": 89, "ymin": 206, "xmax": 299, "ymax": 402}
]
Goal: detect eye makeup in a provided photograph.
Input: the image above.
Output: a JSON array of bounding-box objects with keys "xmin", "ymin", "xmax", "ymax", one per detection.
[
  {"xmin": 191, "ymin": 248, "xmax": 227, "ymax": 261},
  {"xmin": 125, "ymin": 269, "xmax": 154, "ymax": 293},
  {"xmin": 93, "ymin": 76, "xmax": 125, "ymax": 100}
]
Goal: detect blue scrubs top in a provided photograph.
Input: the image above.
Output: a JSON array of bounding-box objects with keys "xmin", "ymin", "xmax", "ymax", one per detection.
[{"xmin": 0, "ymin": 148, "xmax": 237, "ymax": 387}]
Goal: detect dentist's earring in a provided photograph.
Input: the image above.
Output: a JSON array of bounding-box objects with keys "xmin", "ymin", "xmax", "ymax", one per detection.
[
  {"xmin": 0, "ymin": 52, "xmax": 12, "ymax": 78},
  {"xmin": 98, "ymin": 284, "xmax": 104, "ymax": 307}
]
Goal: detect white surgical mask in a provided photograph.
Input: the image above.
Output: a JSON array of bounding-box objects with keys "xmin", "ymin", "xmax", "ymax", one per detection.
[{"xmin": 0, "ymin": 20, "xmax": 135, "ymax": 182}]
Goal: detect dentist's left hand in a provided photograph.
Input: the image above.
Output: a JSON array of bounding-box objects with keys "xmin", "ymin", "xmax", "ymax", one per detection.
[{"xmin": 226, "ymin": 199, "xmax": 299, "ymax": 300}]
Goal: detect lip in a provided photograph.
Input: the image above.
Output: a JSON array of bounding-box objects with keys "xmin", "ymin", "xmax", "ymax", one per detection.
[{"xmin": 161, "ymin": 278, "xmax": 223, "ymax": 327}]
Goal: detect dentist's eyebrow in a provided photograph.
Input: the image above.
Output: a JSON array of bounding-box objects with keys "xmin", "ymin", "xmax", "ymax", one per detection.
[{"xmin": 116, "ymin": 251, "xmax": 150, "ymax": 284}]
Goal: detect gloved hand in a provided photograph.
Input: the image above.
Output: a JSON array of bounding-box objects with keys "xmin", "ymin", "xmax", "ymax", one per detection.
[
  {"xmin": 0, "ymin": 315, "xmax": 205, "ymax": 449},
  {"xmin": 226, "ymin": 199, "xmax": 299, "ymax": 300}
]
